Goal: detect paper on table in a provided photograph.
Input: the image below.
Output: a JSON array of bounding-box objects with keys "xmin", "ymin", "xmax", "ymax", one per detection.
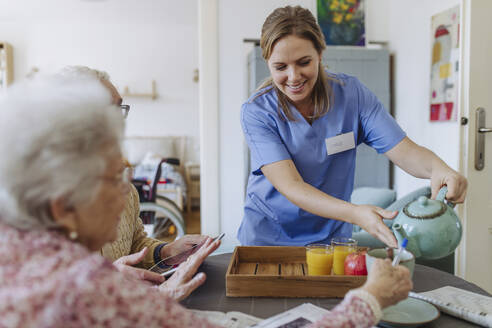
[
  {"xmin": 190, "ymin": 309, "xmax": 262, "ymax": 328},
  {"xmin": 191, "ymin": 303, "xmax": 331, "ymax": 328},
  {"xmin": 252, "ymin": 303, "xmax": 330, "ymax": 328},
  {"xmin": 410, "ymin": 286, "xmax": 492, "ymax": 327}
]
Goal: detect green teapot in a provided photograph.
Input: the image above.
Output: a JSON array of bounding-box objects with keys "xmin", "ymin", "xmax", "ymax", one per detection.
[{"xmin": 392, "ymin": 186, "xmax": 462, "ymax": 260}]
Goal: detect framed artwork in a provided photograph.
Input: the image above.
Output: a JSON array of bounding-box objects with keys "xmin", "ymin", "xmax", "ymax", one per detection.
[
  {"xmin": 430, "ymin": 5, "xmax": 460, "ymax": 122},
  {"xmin": 317, "ymin": 0, "xmax": 365, "ymax": 46},
  {"xmin": 0, "ymin": 42, "xmax": 13, "ymax": 89}
]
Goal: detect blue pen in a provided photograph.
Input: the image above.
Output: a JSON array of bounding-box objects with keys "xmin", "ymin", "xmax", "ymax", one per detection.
[{"xmin": 392, "ymin": 238, "xmax": 408, "ymax": 266}]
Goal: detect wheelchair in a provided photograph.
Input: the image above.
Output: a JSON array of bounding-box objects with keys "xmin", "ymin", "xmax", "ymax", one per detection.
[{"xmin": 132, "ymin": 158, "xmax": 186, "ymax": 241}]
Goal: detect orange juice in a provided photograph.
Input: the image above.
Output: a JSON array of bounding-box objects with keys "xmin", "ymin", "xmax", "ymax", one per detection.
[
  {"xmin": 306, "ymin": 247, "xmax": 333, "ymax": 275},
  {"xmin": 333, "ymin": 246, "xmax": 355, "ymax": 275}
]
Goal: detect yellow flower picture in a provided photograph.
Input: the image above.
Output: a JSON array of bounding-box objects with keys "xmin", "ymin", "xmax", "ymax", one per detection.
[{"xmin": 317, "ymin": 0, "xmax": 365, "ymax": 46}]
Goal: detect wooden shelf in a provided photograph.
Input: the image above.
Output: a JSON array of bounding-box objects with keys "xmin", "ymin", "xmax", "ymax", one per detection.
[{"xmin": 122, "ymin": 80, "xmax": 158, "ymax": 100}]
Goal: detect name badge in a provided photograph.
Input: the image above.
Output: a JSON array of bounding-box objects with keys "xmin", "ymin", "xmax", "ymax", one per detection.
[{"xmin": 325, "ymin": 131, "xmax": 355, "ymax": 155}]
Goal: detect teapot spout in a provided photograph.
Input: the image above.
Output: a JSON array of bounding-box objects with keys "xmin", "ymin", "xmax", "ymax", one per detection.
[{"xmin": 392, "ymin": 223, "xmax": 421, "ymax": 258}]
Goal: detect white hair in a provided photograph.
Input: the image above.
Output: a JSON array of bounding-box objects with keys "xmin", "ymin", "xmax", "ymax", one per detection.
[
  {"xmin": 0, "ymin": 74, "xmax": 124, "ymax": 230},
  {"xmin": 57, "ymin": 65, "xmax": 110, "ymax": 81}
]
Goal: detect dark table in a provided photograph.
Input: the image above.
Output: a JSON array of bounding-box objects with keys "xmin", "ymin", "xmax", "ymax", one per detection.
[{"xmin": 183, "ymin": 253, "xmax": 490, "ymax": 327}]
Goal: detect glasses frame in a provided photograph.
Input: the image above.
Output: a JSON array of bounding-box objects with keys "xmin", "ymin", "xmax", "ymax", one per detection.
[
  {"xmin": 99, "ymin": 167, "xmax": 133, "ymax": 192},
  {"xmin": 120, "ymin": 104, "xmax": 130, "ymax": 119}
]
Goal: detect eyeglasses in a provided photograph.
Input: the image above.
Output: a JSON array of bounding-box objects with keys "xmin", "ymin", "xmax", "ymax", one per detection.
[
  {"xmin": 120, "ymin": 104, "xmax": 130, "ymax": 119},
  {"xmin": 100, "ymin": 167, "xmax": 133, "ymax": 191}
]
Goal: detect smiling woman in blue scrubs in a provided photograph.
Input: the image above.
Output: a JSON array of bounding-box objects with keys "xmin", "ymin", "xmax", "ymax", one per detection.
[{"xmin": 238, "ymin": 6, "xmax": 468, "ymax": 247}]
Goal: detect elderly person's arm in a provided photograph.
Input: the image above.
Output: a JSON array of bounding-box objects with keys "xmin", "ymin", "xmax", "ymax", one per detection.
[
  {"xmin": 100, "ymin": 184, "xmax": 162, "ymax": 267},
  {"xmin": 127, "ymin": 184, "xmax": 164, "ymax": 268},
  {"xmin": 131, "ymin": 215, "xmax": 208, "ymax": 269},
  {"xmin": 307, "ymin": 259, "xmax": 412, "ymax": 328},
  {"xmin": 109, "ymin": 184, "xmax": 208, "ymax": 284},
  {"xmin": 126, "ymin": 184, "xmax": 208, "ymax": 269},
  {"xmin": 69, "ymin": 238, "xmax": 223, "ymax": 327},
  {"xmin": 102, "ymin": 185, "xmax": 165, "ymax": 283}
]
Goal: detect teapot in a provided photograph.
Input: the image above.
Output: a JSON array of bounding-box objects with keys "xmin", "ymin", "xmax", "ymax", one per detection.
[{"xmin": 392, "ymin": 186, "xmax": 462, "ymax": 260}]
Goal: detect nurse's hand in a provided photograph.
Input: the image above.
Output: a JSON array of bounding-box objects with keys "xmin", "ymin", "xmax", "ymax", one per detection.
[
  {"xmin": 385, "ymin": 137, "xmax": 467, "ymax": 203},
  {"xmin": 353, "ymin": 205, "xmax": 398, "ymax": 248},
  {"xmin": 430, "ymin": 166, "xmax": 467, "ymax": 203}
]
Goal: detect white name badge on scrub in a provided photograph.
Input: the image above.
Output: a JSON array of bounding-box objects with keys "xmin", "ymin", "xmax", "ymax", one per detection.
[{"xmin": 325, "ymin": 131, "xmax": 355, "ymax": 155}]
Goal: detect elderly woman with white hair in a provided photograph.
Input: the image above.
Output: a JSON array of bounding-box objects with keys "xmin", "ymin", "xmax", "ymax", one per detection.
[
  {"xmin": 0, "ymin": 75, "xmax": 412, "ymax": 327},
  {"xmin": 0, "ymin": 75, "xmax": 221, "ymax": 327}
]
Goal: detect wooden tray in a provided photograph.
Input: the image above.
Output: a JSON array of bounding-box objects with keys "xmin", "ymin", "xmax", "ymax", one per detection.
[{"xmin": 226, "ymin": 246, "xmax": 366, "ymax": 298}]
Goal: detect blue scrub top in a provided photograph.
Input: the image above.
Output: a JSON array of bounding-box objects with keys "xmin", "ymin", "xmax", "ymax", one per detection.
[{"xmin": 238, "ymin": 73, "xmax": 406, "ymax": 246}]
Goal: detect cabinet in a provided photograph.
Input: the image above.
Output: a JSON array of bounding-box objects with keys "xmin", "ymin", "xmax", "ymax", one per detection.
[
  {"xmin": 247, "ymin": 46, "xmax": 393, "ymax": 189},
  {"xmin": 322, "ymin": 47, "xmax": 391, "ymax": 189},
  {"xmin": 0, "ymin": 42, "xmax": 13, "ymax": 89}
]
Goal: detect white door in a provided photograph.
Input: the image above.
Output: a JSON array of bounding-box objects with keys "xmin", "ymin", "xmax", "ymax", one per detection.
[{"xmin": 457, "ymin": 0, "xmax": 492, "ymax": 293}]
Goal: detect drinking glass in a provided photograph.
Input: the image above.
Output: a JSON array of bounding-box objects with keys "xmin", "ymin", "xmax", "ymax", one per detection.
[
  {"xmin": 331, "ymin": 237, "xmax": 357, "ymax": 275},
  {"xmin": 305, "ymin": 244, "xmax": 333, "ymax": 275}
]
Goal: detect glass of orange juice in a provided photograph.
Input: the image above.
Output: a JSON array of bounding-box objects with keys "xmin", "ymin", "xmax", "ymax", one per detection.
[
  {"xmin": 332, "ymin": 237, "xmax": 357, "ymax": 275},
  {"xmin": 305, "ymin": 244, "xmax": 334, "ymax": 275}
]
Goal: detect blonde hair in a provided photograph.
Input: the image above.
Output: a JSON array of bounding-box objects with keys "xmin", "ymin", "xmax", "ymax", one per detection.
[{"xmin": 256, "ymin": 6, "xmax": 335, "ymax": 121}]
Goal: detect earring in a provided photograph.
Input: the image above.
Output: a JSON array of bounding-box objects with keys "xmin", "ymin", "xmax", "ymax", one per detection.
[{"xmin": 69, "ymin": 231, "xmax": 78, "ymax": 240}]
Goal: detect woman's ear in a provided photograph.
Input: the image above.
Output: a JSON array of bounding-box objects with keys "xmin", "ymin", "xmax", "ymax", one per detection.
[{"xmin": 49, "ymin": 197, "xmax": 77, "ymax": 233}]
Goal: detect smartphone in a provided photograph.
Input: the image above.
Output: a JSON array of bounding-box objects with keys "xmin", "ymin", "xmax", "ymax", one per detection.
[
  {"xmin": 161, "ymin": 267, "xmax": 178, "ymax": 277},
  {"xmin": 160, "ymin": 233, "xmax": 225, "ymax": 277},
  {"xmin": 214, "ymin": 232, "xmax": 225, "ymax": 242}
]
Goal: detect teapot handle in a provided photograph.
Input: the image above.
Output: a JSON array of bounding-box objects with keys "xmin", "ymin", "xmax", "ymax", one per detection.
[
  {"xmin": 436, "ymin": 186, "xmax": 447, "ymax": 201},
  {"xmin": 436, "ymin": 186, "xmax": 456, "ymax": 208}
]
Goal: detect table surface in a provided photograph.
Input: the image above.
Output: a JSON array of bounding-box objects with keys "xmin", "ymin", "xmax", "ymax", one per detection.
[{"xmin": 183, "ymin": 253, "xmax": 490, "ymax": 328}]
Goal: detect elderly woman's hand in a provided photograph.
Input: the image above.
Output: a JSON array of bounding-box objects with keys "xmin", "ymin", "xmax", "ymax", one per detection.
[
  {"xmin": 361, "ymin": 258, "xmax": 413, "ymax": 309},
  {"xmin": 158, "ymin": 237, "xmax": 221, "ymax": 301},
  {"xmin": 113, "ymin": 247, "xmax": 166, "ymax": 285},
  {"xmin": 160, "ymin": 234, "xmax": 209, "ymax": 264}
]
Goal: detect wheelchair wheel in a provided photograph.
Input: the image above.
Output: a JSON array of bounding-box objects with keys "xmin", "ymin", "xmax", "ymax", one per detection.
[
  {"xmin": 155, "ymin": 195, "xmax": 183, "ymax": 221},
  {"xmin": 139, "ymin": 202, "xmax": 185, "ymax": 241}
]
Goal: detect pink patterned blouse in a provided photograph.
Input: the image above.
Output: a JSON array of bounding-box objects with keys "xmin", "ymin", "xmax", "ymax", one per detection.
[{"xmin": 0, "ymin": 222, "xmax": 380, "ymax": 328}]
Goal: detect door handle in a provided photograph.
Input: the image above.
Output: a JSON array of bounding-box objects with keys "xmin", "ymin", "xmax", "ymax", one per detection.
[{"xmin": 475, "ymin": 107, "xmax": 490, "ymax": 170}]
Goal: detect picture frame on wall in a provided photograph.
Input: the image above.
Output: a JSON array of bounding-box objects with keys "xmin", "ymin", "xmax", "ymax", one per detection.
[
  {"xmin": 0, "ymin": 42, "xmax": 14, "ymax": 89},
  {"xmin": 317, "ymin": 0, "xmax": 365, "ymax": 46},
  {"xmin": 429, "ymin": 5, "xmax": 460, "ymax": 122}
]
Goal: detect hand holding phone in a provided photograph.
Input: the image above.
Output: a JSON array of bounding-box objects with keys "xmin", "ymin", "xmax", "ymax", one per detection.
[{"xmin": 160, "ymin": 233, "xmax": 225, "ymax": 277}]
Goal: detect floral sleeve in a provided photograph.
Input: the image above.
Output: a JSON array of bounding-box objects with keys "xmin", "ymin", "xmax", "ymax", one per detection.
[
  {"xmin": 67, "ymin": 250, "xmax": 381, "ymax": 328},
  {"xmin": 75, "ymin": 260, "xmax": 380, "ymax": 328},
  {"xmin": 63, "ymin": 255, "xmax": 221, "ymax": 328},
  {"xmin": 307, "ymin": 290, "xmax": 382, "ymax": 328}
]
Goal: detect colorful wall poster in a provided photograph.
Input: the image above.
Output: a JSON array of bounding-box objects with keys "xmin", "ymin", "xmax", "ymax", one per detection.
[{"xmin": 430, "ymin": 5, "xmax": 460, "ymax": 122}]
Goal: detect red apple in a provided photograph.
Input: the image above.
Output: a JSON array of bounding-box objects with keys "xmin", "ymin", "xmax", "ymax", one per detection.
[{"xmin": 344, "ymin": 251, "xmax": 368, "ymax": 275}]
